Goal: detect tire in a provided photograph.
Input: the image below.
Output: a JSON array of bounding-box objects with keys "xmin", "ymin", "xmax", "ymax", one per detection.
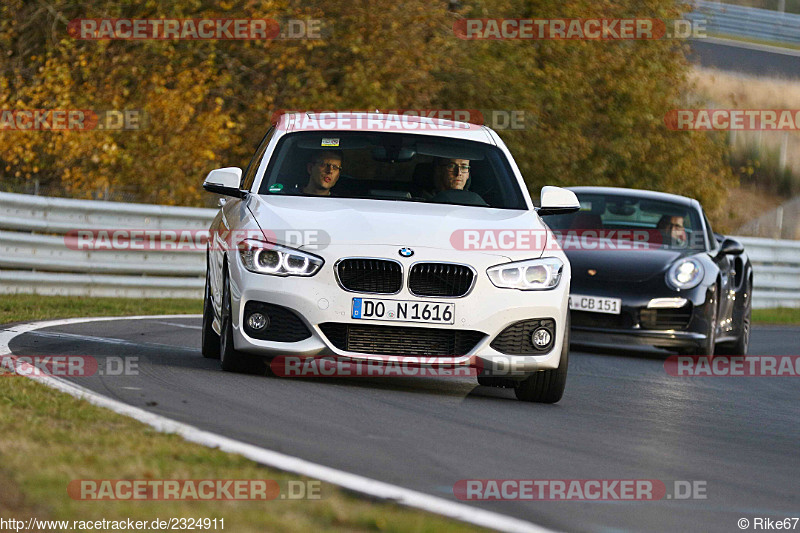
[
  {"xmin": 219, "ymin": 268, "xmax": 264, "ymax": 374},
  {"xmin": 514, "ymin": 312, "xmax": 569, "ymax": 403},
  {"xmin": 696, "ymin": 283, "xmax": 718, "ymax": 358},
  {"xmin": 717, "ymin": 280, "xmax": 752, "ymax": 356},
  {"xmin": 201, "ymin": 267, "xmax": 220, "ymax": 359}
]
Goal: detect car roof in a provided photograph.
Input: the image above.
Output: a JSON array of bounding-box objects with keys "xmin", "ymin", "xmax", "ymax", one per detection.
[
  {"xmin": 277, "ymin": 112, "xmax": 496, "ymax": 144},
  {"xmin": 567, "ymin": 186, "xmax": 697, "ymax": 208}
]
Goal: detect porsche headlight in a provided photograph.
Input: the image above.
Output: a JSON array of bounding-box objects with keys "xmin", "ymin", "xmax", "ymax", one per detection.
[
  {"xmin": 239, "ymin": 239, "xmax": 323, "ymax": 277},
  {"xmin": 667, "ymin": 258, "xmax": 704, "ymax": 290},
  {"xmin": 487, "ymin": 257, "xmax": 563, "ymax": 290}
]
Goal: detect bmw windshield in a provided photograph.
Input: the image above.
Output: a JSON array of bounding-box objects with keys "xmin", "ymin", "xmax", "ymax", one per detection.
[{"xmin": 257, "ymin": 132, "xmax": 528, "ymax": 209}]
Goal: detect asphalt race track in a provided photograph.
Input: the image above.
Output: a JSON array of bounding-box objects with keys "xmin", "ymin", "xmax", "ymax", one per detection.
[
  {"xmin": 6, "ymin": 317, "xmax": 800, "ymax": 533},
  {"xmin": 689, "ymin": 37, "xmax": 800, "ymax": 78}
]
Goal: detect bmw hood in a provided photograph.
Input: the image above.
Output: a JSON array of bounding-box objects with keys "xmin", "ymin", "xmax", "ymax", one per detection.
[{"xmin": 246, "ymin": 195, "xmax": 547, "ymax": 259}]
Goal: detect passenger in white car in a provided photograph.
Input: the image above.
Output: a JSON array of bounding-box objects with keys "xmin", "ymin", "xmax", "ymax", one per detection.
[
  {"xmin": 414, "ymin": 157, "xmax": 471, "ymax": 200},
  {"xmin": 433, "ymin": 157, "xmax": 471, "ymax": 192}
]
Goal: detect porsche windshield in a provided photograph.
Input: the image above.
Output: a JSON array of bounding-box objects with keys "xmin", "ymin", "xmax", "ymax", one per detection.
[
  {"xmin": 258, "ymin": 132, "xmax": 528, "ymax": 209},
  {"xmin": 546, "ymin": 193, "xmax": 706, "ymax": 250}
]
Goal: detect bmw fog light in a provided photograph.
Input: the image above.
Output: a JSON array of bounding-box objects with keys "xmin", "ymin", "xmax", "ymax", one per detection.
[
  {"xmin": 531, "ymin": 328, "xmax": 552, "ymax": 348},
  {"xmin": 247, "ymin": 312, "xmax": 269, "ymax": 331}
]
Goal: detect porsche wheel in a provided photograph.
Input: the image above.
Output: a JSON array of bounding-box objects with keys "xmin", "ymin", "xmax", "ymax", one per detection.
[
  {"xmin": 696, "ymin": 283, "xmax": 718, "ymax": 358},
  {"xmin": 717, "ymin": 281, "xmax": 752, "ymax": 356}
]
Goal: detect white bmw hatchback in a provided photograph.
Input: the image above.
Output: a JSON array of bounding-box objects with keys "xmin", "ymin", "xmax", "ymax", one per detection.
[{"xmin": 201, "ymin": 112, "xmax": 579, "ymax": 402}]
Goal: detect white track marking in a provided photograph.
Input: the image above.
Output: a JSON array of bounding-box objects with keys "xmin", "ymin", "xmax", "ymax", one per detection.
[
  {"xmin": 27, "ymin": 330, "xmax": 195, "ymax": 351},
  {"xmin": 0, "ymin": 315, "xmax": 557, "ymax": 533},
  {"xmin": 154, "ymin": 321, "xmax": 203, "ymax": 330}
]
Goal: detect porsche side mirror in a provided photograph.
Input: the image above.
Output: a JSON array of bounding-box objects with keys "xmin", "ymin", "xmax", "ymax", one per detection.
[
  {"xmin": 203, "ymin": 167, "xmax": 244, "ymax": 198},
  {"xmin": 538, "ymin": 186, "xmax": 580, "ymax": 216},
  {"xmin": 718, "ymin": 237, "xmax": 744, "ymax": 256}
]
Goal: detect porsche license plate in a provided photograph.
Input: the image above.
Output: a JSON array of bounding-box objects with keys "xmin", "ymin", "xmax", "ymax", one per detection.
[
  {"xmin": 352, "ymin": 298, "xmax": 455, "ymax": 324},
  {"xmin": 569, "ymin": 295, "xmax": 622, "ymax": 315}
]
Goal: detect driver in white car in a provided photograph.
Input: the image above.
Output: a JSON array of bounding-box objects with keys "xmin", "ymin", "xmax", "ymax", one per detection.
[{"xmin": 300, "ymin": 150, "xmax": 343, "ymax": 196}]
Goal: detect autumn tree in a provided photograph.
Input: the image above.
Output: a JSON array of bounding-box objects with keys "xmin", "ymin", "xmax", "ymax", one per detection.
[
  {"xmin": 437, "ymin": 0, "xmax": 733, "ymax": 222},
  {"xmin": 0, "ymin": 0, "xmax": 734, "ymax": 222}
]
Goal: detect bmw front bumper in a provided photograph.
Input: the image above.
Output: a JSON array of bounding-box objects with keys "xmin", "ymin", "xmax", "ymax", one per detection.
[{"xmin": 224, "ymin": 245, "xmax": 571, "ymax": 375}]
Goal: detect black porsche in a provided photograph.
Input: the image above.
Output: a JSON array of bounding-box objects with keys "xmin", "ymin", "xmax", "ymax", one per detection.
[{"xmin": 546, "ymin": 187, "xmax": 752, "ymax": 356}]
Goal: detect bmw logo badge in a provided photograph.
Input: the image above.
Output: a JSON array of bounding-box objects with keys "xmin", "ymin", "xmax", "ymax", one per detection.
[{"xmin": 399, "ymin": 247, "xmax": 414, "ymax": 258}]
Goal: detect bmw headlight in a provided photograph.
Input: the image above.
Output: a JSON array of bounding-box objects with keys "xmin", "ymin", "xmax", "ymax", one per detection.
[
  {"xmin": 667, "ymin": 258, "xmax": 704, "ymax": 290},
  {"xmin": 239, "ymin": 239, "xmax": 323, "ymax": 277},
  {"xmin": 487, "ymin": 257, "xmax": 563, "ymax": 290}
]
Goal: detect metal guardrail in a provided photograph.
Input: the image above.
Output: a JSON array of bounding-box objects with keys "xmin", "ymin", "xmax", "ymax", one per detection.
[
  {"xmin": 716, "ymin": 0, "xmax": 800, "ymax": 15},
  {"xmin": 0, "ymin": 192, "xmax": 214, "ymax": 234},
  {"xmin": 1, "ymin": 192, "xmax": 799, "ymax": 307},
  {"xmin": 689, "ymin": 0, "xmax": 800, "ymax": 44},
  {"xmin": 0, "ymin": 231, "xmax": 204, "ymax": 276},
  {"xmin": 0, "ymin": 192, "xmax": 215, "ymax": 299},
  {"xmin": 737, "ymin": 236, "xmax": 800, "ymax": 308}
]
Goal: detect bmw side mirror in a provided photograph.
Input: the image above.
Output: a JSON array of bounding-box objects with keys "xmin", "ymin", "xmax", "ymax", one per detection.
[
  {"xmin": 203, "ymin": 167, "xmax": 245, "ymax": 198},
  {"xmin": 538, "ymin": 186, "xmax": 580, "ymax": 216},
  {"xmin": 718, "ymin": 237, "xmax": 744, "ymax": 256}
]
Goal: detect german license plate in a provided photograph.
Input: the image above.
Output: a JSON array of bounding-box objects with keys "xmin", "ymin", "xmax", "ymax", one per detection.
[
  {"xmin": 352, "ymin": 298, "xmax": 455, "ymax": 324},
  {"xmin": 569, "ymin": 294, "xmax": 622, "ymax": 315}
]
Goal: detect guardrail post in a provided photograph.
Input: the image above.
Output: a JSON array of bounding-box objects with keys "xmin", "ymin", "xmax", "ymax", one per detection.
[{"xmin": 779, "ymin": 131, "xmax": 788, "ymax": 172}]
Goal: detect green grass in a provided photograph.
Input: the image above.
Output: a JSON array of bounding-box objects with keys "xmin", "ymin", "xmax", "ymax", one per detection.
[
  {"xmin": 0, "ymin": 295, "xmax": 484, "ymax": 532},
  {"xmin": 0, "ymin": 294, "xmax": 202, "ymax": 325},
  {"xmin": 752, "ymin": 307, "xmax": 800, "ymax": 325}
]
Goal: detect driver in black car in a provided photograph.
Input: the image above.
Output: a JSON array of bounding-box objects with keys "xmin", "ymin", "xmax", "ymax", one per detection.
[{"xmin": 657, "ymin": 214, "xmax": 688, "ymax": 248}]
